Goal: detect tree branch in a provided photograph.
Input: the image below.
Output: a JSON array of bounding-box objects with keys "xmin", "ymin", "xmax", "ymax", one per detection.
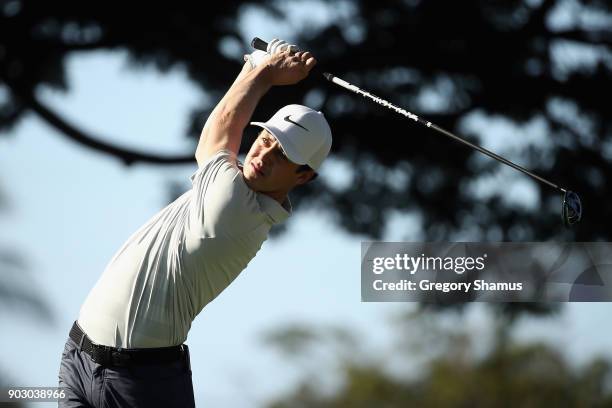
[
  {"xmin": 7, "ymin": 82, "xmax": 195, "ymax": 166},
  {"xmin": 552, "ymin": 29, "xmax": 612, "ymax": 46}
]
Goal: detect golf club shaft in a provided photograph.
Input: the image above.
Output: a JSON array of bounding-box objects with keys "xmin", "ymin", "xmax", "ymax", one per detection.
[
  {"xmin": 251, "ymin": 37, "xmax": 566, "ymax": 194},
  {"xmin": 325, "ymin": 74, "xmax": 566, "ymax": 194}
]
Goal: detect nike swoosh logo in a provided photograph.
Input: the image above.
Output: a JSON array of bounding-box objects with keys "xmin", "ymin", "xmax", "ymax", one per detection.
[{"xmin": 284, "ymin": 115, "xmax": 309, "ymax": 131}]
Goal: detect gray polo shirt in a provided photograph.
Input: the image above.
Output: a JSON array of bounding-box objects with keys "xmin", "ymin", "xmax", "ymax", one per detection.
[{"xmin": 77, "ymin": 150, "xmax": 290, "ymax": 348}]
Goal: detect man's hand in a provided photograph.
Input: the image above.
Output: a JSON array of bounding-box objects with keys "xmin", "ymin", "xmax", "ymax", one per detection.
[
  {"xmin": 195, "ymin": 40, "xmax": 315, "ymax": 165},
  {"xmin": 244, "ymin": 38, "xmax": 308, "ymax": 73},
  {"xmin": 244, "ymin": 38, "xmax": 300, "ymax": 70},
  {"xmin": 261, "ymin": 50, "xmax": 316, "ymax": 86}
]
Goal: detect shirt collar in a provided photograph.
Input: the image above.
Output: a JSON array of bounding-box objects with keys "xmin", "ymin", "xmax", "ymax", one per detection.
[
  {"xmin": 237, "ymin": 159, "xmax": 292, "ymax": 225},
  {"xmin": 256, "ymin": 193, "xmax": 292, "ymax": 225}
]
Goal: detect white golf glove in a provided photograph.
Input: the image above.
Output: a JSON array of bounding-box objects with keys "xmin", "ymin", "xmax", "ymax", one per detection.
[
  {"xmin": 267, "ymin": 38, "xmax": 300, "ymax": 55},
  {"xmin": 244, "ymin": 38, "xmax": 300, "ymax": 69},
  {"xmin": 244, "ymin": 50, "xmax": 270, "ymax": 69}
]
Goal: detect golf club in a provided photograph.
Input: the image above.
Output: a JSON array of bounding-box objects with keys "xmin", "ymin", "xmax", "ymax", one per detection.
[{"xmin": 251, "ymin": 37, "xmax": 582, "ymax": 227}]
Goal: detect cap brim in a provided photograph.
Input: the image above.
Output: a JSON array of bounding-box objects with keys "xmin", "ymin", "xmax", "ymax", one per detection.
[{"xmin": 250, "ymin": 122, "xmax": 308, "ymax": 166}]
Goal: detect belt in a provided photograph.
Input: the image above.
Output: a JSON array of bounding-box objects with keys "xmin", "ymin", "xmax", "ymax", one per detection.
[{"xmin": 69, "ymin": 321, "xmax": 189, "ymax": 368}]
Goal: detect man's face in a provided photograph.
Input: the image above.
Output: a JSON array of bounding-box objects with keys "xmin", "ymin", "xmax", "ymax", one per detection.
[{"xmin": 243, "ymin": 130, "xmax": 312, "ymax": 197}]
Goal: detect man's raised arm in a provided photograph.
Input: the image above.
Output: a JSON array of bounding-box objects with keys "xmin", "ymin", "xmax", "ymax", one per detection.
[{"xmin": 195, "ymin": 48, "xmax": 316, "ymax": 165}]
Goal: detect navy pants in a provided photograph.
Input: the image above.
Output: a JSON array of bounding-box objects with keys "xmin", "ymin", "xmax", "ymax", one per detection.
[{"xmin": 57, "ymin": 336, "xmax": 195, "ymax": 407}]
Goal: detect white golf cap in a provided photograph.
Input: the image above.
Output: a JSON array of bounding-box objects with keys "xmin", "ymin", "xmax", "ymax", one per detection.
[{"xmin": 250, "ymin": 104, "xmax": 332, "ymax": 171}]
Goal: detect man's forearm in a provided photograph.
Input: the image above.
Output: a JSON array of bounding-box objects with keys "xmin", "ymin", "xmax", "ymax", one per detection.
[
  {"xmin": 196, "ymin": 63, "xmax": 272, "ymax": 162},
  {"xmin": 213, "ymin": 63, "xmax": 271, "ymax": 136},
  {"xmin": 200, "ymin": 62, "xmax": 256, "ymax": 139}
]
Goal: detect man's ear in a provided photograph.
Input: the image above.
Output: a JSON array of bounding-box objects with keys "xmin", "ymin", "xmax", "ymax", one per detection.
[{"xmin": 295, "ymin": 170, "xmax": 315, "ymax": 186}]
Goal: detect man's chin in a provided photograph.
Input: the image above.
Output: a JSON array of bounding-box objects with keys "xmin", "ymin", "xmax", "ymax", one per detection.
[{"xmin": 243, "ymin": 172, "xmax": 261, "ymax": 191}]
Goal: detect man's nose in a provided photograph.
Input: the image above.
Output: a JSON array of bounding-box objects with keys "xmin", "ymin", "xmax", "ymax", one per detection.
[{"xmin": 260, "ymin": 146, "xmax": 276, "ymax": 165}]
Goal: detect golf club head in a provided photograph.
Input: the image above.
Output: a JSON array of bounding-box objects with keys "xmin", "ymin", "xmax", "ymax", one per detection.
[{"xmin": 562, "ymin": 190, "xmax": 582, "ymax": 227}]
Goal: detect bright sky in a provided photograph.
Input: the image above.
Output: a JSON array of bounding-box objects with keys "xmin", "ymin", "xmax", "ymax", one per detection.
[{"xmin": 1, "ymin": 4, "xmax": 611, "ymax": 408}]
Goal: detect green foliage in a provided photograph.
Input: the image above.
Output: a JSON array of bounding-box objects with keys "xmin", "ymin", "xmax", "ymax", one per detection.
[
  {"xmin": 2, "ymin": 0, "xmax": 611, "ymax": 240},
  {"xmin": 264, "ymin": 310, "xmax": 612, "ymax": 407}
]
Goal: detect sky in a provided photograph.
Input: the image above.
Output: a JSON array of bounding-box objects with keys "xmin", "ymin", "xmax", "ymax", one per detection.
[{"xmin": 1, "ymin": 3, "xmax": 611, "ymax": 408}]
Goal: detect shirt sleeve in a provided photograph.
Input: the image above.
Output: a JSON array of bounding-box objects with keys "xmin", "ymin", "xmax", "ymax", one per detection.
[
  {"xmin": 188, "ymin": 149, "xmax": 261, "ymax": 237},
  {"xmin": 189, "ymin": 149, "xmax": 237, "ymax": 186}
]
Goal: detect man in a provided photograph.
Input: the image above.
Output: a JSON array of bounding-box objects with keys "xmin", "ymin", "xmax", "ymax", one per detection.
[{"xmin": 58, "ymin": 39, "xmax": 332, "ymax": 407}]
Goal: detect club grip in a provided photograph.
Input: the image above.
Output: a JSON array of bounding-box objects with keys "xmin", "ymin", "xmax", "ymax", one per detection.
[
  {"xmin": 251, "ymin": 37, "xmax": 268, "ymax": 52},
  {"xmin": 250, "ymin": 36, "xmax": 327, "ymax": 81}
]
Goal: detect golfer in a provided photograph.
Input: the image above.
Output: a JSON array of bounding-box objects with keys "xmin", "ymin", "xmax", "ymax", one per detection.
[{"xmin": 57, "ymin": 39, "xmax": 332, "ymax": 407}]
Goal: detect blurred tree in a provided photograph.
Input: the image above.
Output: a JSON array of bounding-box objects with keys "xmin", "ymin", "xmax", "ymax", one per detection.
[
  {"xmin": 0, "ymin": 247, "xmax": 54, "ymax": 323},
  {"xmin": 298, "ymin": 0, "xmax": 611, "ymax": 243},
  {"xmin": 1, "ymin": 0, "xmax": 610, "ymax": 241},
  {"xmin": 0, "ymin": 179, "xmax": 54, "ymax": 323},
  {"xmin": 263, "ymin": 311, "xmax": 612, "ymax": 407},
  {"xmin": 1, "ymin": 1, "xmax": 610, "ymax": 319},
  {"xmin": 0, "ymin": 180, "xmax": 54, "ymax": 403}
]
